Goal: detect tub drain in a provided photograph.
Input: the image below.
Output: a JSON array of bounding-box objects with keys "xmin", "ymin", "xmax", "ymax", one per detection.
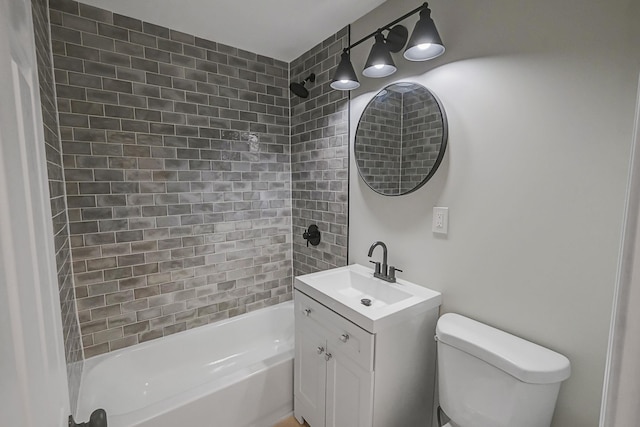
[{"xmin": 361, "ymin": 298, "xmax": 372, "ymax": 307}]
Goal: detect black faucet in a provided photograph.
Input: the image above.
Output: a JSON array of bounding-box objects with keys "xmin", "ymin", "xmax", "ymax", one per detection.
[{"xmin": 368, "ymin": 241, "xmax": 402, "ymax": 283}]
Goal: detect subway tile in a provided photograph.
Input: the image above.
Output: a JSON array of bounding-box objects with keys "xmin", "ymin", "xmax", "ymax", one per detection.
[
  {"xmin": 98, "ymin": 219, "xmax": 128, "ymax": 233},
  {"xmin": 66, "ymin": 44, "xmax": 100, "ymax": 61},
  {"xmin": 113, "ymin": 14, "xmax": 142, "ymax": 32},
  {"xmin": 107, "ymin": 312, "xmax": 137, "ymax": 328},
  {"xmin": 86, "ymin": 257, "xmax": 117, "ymax": 271},
  {"xmin": 139, "ymin": 329, "xmax": 163, "ymax": 343},
  {"xmin": 130, "ymin": 31, "xmax": 157, "ymax": 48},
  {"xmin": 97, "ymin": 23, "xmax": 129, "ymax": 41},
  {"xmin": 49, "ymin": 0, "xmax": 78, "ymax": 15},
  {"xmin": 104, "ymin": 105, "xmax": 134, "ymax": 119},
  {"xmin": 79, "ymin": 3, "xmax": 112, "ymax": 24},
  {"xmin": 86, "ymin": 89, "xmax": 118, "ymax": 104},
  {"xmin": 119, "ymin": 276, "xmax": 147, "ymax": 290},
  {"xmin": 82, "ymin": 33, "xmax": 114, "ymax": 51},
  {"xmin": 49, "ymin": 2, "xmax": 304, "ymax": 355},
  {"xmin": 121, "ymin": 300, "xmax": 149, "ymax": 314},
  {"xmin": 116, "ymin": 230, "xmax": 144, "ymax": 243},
  {"xmin": 123, "ymin": 320, "xmax": 149, "ymax": 336},
  {"xmin": 100, "ymin": 51, "xmax": 130, "ymax": 67},
  {"xmin": 137, "ymin": 306, "xmax": 162, "ymax": 321},
  {"xmin": 119, "ymin": 94, "xmax": 148, "ymax": 107},
  {"xmin": 104, "ymin": 266, "xmax": 132, "ymax": 281},
  {"xmin": 85, "ymin": 232, "xmax": 117, "ymax": 246},
  {"xmin": 54, "ymin": 56, "xmax": 84, "ymax": 73},
  {"xmin": 183, "ymin": 45, "xmax": 205, "ymax": 59},
  {"xmin": 81, "ymin": 207, "xmax": 113, "ymax": 220},
  {"xmin": 142, "ymin": 22, "xmax": 169, "ymax": 38},
  {"xmin": 145, "ymin": 47, "xmax": 171, "ymax": 63},
  {"xmin": 131, "ymin": 57, "xmax": 159, "ymax": 73},
  {"xmin": 115, "ymin": 40, "xmax": 144, "ymax": 56},
  {"xmin": 103, "ymin": 78, "xmax": 132, "ymax": 93},
  {"xmin": 62, "ymin": 13, "xmax": 98, "ymax": 34}
]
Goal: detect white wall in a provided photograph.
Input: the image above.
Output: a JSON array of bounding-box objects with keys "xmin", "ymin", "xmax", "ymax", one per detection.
[{"xmin": 348, "ymin": 0, "xmax": 640, "ymax": 426}]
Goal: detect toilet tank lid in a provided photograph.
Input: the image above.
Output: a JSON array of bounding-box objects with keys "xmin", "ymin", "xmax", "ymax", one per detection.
[{"xmin": 436, "ymin": 313, "xmax": 571, "ymax": 384}]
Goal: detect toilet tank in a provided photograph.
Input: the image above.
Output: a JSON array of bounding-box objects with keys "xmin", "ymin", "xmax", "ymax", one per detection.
[{"xmin": 435, "ymin": 313, "xmax": 570, "ymax": 427}]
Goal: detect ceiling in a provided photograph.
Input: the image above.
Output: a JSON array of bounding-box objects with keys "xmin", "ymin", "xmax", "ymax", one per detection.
[{"xmin": 81, "ymin": 0, "xmax": 387, "ymax": 62}]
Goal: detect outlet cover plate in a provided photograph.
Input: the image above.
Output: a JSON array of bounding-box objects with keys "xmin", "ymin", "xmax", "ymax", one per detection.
[{"xmin": 433, "ymin": 207, "xmax": 448, "ymax": 234}]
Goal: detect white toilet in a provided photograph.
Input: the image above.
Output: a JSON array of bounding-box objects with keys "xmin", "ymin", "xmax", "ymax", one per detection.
[{"xmin": 435, "ymin": 313, "xmax": 571, "ymax": 427}]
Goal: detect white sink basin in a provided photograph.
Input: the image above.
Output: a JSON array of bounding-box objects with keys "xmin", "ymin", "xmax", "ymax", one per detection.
[
  {"xmin": 320, "ymin": 269, "xmax": 412, "ymax": 307},
  {"xmin": 294, "ymin": 264, "xmax": 441, "ymax": 333}
]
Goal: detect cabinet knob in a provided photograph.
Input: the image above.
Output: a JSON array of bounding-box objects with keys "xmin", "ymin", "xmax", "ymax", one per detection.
[
  {"xmin": 303, "ymin": 308, "xmax": 311, "ymax": 316},
  {"xmin": 340, "ymin": 333, "xmax": 350, "ymax": 343},
  {"xmin": 325, "ymin": 352, "xmax": 333, "ymax": 361},
  {"xmin": 317, "ymin": 346, "xmax": 325, "ymax": 355}
]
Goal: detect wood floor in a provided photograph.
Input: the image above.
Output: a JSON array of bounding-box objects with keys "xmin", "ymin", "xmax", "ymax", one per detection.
[{"xmin": 273, "ymin": 416, "xmax": 310, "ymax": 427}]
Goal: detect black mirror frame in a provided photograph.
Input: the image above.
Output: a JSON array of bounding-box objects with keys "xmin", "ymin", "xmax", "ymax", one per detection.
[{"xmin": 354, "ymin": 82, "xmax": 448, "ymax": 196}]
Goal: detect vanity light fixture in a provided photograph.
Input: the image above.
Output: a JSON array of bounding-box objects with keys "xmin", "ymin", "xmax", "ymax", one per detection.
[
  {"xmin": 404, "ymin": 7, "xmax": 445, "ymax": 61},
  {"xmin": 330, "ymin": 2, "xmax": 445, "ymax": 91},
  {"xmin": 331, "ymin": 51, "xmax": 361, "ymax": 90},
  {"xmin": 362, "ymin": 32, "xmax": 398, "ymax": 78}
]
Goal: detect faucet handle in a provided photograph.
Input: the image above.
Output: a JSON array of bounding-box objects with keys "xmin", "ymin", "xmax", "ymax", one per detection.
[
  {"xmin": 389, "ymin": 266, "xmax": 403, "ymax": 281},
  {"xmin": 369, "ymin": 260, "xmax": 381, "ymax": 274}
]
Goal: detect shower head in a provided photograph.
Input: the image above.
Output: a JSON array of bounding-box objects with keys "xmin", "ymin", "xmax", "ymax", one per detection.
[
  {"xmin": 290, "ymin": 81, "xmax": 309, "ymax": 98},
  {"xmin": 289, "ymin": 73, "xmax": 316, "ymax": 98}
]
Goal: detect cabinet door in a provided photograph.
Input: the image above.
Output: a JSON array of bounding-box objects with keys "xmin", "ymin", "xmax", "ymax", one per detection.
[
  {"xmin": 295, "ymin": 321, "xmax": 327, "ymax": 427},
  {"xmin": 325, "ymin": 348, "xmax": 374, "ymax": 427}
]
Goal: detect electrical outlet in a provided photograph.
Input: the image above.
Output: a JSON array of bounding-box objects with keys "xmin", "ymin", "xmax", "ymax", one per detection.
[{"xmin": 432, "ymin": 207, "xmax": 448, "ymax": 234}]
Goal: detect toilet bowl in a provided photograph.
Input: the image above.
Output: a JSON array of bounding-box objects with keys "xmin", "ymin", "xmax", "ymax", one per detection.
[{"xmin": 435, "ymin": 313, "xmax": 571, "ymax": 427}]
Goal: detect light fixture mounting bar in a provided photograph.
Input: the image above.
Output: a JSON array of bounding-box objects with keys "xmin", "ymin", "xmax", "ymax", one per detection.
[{"xmin": 344, "ymin": 2, "xmax": 429, "ymax": 52}]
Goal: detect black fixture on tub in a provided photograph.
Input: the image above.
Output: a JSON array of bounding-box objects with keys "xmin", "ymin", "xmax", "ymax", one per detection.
[
  {"xmin": 69, "ymin": 409, "xmax": 107, "ymax": 427},
  {"xmin": 303, "ymin": 224, "xmax": 321, "ymax": 247}
]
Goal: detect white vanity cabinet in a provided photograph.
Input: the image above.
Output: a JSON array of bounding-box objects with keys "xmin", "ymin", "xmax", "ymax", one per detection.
[
  {"xmin": 294, "ymin": 288, "xmax": 441, "ymax": 427},
  {"xmin": 295, "ymin": 291, "xmax": 374, "ymax": 427}
]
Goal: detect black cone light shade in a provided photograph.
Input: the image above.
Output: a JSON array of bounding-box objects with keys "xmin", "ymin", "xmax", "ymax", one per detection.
[
  {"xmin": 362, "ymin": 33, "xmax": 397, "ymax": 78},
  {"xmin": 330, "ymin": 51, "xmax": 360, "ymax": 90},
  {"xmin": 329, "ymin": 3, "xmax": 446, "ymax": 91},
  {"xmin": 403, "ymin": 7, "xmax": 445, "ymax": 61}
]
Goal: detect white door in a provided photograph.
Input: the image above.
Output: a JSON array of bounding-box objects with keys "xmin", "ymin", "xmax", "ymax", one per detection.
[
  {"xmin": 600, "ymin": 74, "xmax": 640, "ymax": 427},
  {"xmin": 0, "ymin": 0, "xmax": 71, "ymax": 426},
  {"xmin": 325, "ymin": 348, "xmax": 373, "ymax": 427}
]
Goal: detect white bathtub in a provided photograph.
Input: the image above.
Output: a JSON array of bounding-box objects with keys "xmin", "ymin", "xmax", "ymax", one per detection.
[{"xmin": 76, "ymin": 302, "xmax": 294, "ymax": 427}]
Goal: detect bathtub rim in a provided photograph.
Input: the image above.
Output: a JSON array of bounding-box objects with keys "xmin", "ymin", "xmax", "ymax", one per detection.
[
  {"xmin": 82, "ymin": 300, "xmax": 293, "ymax": 367},
  {"xmin": 109, "ymin": 350, "xmax": 294, "ymax": 427},
  {"xmin": 76, "ymin": 300, "xmax": 294, "ymax": 422}
]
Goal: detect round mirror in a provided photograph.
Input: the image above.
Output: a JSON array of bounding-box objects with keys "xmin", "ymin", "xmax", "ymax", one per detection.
[{"xmin": 355, "ymin": 82, "xmax": 448, "ymax": 196}]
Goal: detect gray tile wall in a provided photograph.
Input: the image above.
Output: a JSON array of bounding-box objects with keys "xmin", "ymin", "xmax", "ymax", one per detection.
[
  {"xmin": 355, "ymin": 90, "xmax": 403, "ymax": 194},
  {"xmin": 31, "ymin": 0, "xmax": 83, "ymax": 411},
  {"xmin": 49, "ymin": 0, "xmax": 292, "ymax": 357},
  {"xmin": 290, "ymin": 29, "xmax": 350, "ymax": 276}
]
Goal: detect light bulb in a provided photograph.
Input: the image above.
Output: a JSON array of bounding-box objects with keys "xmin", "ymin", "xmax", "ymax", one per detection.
[
  {"xmin": 418, "ymin": 43, "xmax": 432, "ymax": 50},
  {"xmin": 374, "ymin": 64, "xmax": 385, "ymax": 69}
]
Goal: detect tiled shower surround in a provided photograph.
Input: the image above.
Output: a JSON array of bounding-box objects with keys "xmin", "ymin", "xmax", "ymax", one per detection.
[
  {"xmin": 31, "ymin": 0, "xmax": 83, "ymax": 410},
  {"xmin": 49, "ymin": 0, "xmax": 293, "ymax": 357},
  {"xmin": 290, "ymin": 29, "xmax": 350, "ymax": 276}
]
